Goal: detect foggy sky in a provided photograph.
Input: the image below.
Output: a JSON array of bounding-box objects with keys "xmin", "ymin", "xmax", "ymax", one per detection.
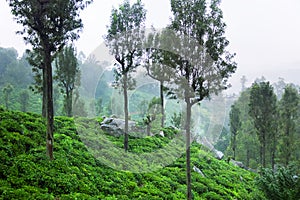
[{"xmin": 1, "ymin": 0, "xmax": 299, "ymax": 93}]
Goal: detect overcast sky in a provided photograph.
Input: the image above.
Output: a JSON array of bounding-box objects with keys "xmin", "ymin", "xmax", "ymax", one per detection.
[{"xmin": 1, "ymin": 0, "xmax": 300, "ymax": 92}]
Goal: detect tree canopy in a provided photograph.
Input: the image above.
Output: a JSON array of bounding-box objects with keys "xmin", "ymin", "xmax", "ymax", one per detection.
[
  {"xmin": 7, "ymin": 0, "xmax": 93, "ymax": 160},
  {"xmin": 105, "ymin": 0, "xmax": 146, "ymax": 151}
]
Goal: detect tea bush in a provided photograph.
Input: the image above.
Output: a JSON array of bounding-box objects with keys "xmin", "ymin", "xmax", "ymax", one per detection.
[{"xmin": 0, "ymin": 109, "xmax": 266, "ymax": 199}]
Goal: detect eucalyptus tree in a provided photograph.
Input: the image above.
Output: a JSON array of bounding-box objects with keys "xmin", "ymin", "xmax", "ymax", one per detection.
[
  {"xmin": 0, "ymin": 47, "xmax": 18, "ymax": 86},
  {"xmin": 229, "ymin": 104, "xmax": 241, "ymax": 160},
  {"xmin": 278, "ymin": 85, "xmax": 300, "ymax": 166},
  {"xmin": 105, "ymin": 0, "xmax": 146, "ymax": 151},
  {"xmin": 54, "ymin": 45, "xmax": 80, "ymax": 117},
  {"xmin": 19, "ymin": 89, "xmax": 30, "ymax": 112},
  {"xmin": 169, "ymin": 0, "xmax": 237, "ymax": 198},
  {"xmin": 7, "ymin": 0, "xmax": 93, "ymax": 160},
  {"xmin": 230, "ymin": 88, "xmax": 258, "ymax": 168},
  {"xmin": 240, "ymin": 75, "xmax": 247, "ymax": 92},
  {"xmin": 249, "ymin": 81, "xmax": 277, "ymax": 168},
  {"xmin": 2, "ymin": 84, "xmax": 14, "ymax": 110},
  {"xmin": 144, "ymin": 30, "xmax": 176, "ymax": 127}
]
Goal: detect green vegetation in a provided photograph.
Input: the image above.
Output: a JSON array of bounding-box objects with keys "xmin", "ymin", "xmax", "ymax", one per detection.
[
  {"xmin": 0, "ymin": 108, "xmax": 265, "ymax": 199},
  {"xmin": 8, "ymin": 0, "xmax": 93, "ymax": 160},
  {"xmin": 227, "ymin": 81, "xmax": 300, "ymax": 170},
  {"xmin": 3, "ymin": 0, "xmax": 299, "ymax": 199},
  {"xmin": 105, "ymin": 0, "xmax": 146, "ymax": 151},
  {"xmin": 256, "ymin": 166, "xmax": 300, "ymax": 200}
]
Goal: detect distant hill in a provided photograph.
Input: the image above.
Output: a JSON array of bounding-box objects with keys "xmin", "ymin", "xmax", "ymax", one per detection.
[{"xmin": 0, "ymin": 107, "xmax": 266, "ymax": 199}]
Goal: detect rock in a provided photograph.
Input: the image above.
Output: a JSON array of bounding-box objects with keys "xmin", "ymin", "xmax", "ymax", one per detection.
[
  {"xmin": 213, "ymin": 149, "xmax": 224, "ymax": 160},
  {"xmin": 100, "ymin": 118, "xmax": 137, "ymax": 137},
  {"xmin": 101, "ymin": 117, "xmax": 113, "ymax": 125},
  {"xmin": 230, "ymin": 159, "xmax": 247, "ymax": 170},
  {"xmin": 100, "ymin": 124, "xmax": 123, "ymax": 137},
  {"xmin": 197, "ymin": 136, "xmax": 224, "ymax": 160},
  {"xmin": 159, "ymin": 130, "xmax": 165, "ymax": 137},
  {"xmin": 193, "ymin": 166, "xmax": 205, "ymax": 177}
]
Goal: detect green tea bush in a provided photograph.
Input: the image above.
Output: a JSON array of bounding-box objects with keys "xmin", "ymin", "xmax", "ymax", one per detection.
[
  {"xmin": 256, "ymin": 165, "xmax": 300, "ymax": 200},
  {"xmin": 0, "ymin": 109, "xmax": 266, "ymax": 199}
]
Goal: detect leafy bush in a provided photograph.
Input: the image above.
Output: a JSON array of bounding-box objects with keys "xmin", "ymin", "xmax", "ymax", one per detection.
[
  {"xmin": 0, "ymin": 109, "xmax": 266, "ymax": 199},
  {"xmin": 256, "ymin": 165, "xmax": 300, "ymax": 200}
]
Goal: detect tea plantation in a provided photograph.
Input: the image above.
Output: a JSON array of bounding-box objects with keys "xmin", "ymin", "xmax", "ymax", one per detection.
[{"xmin": 0, "ymin": 108, "xmax": 266, "ymax": 199}]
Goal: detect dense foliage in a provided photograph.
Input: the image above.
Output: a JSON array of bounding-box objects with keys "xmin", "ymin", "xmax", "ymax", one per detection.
[
  {"xmin": 7, "ymin": 0, "xmax": 93, "ymax": 160},
  {"xmin": 227, "ymin": 81, "xmax": 300, "ymax": 170},
  {"xmin": 0, "ymin": 108, "xmax": 265, "ymax": 199},
  {"xmin": 256, "ymin": 165, "xmax": 300, "ymax": 200}
]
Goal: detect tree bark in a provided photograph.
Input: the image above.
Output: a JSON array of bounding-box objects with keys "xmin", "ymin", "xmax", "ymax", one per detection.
[
  {"xmin": 285, "ymin": 126, "xmax": 290, "ymax": 167},
  {"xmin": 65, "ymin": 88, "xmax": 73, "ymax": 117},
  {"xmin": 160, "ymin": 81, "xmax": 164, "ymax": 128},
  {"xmin": 262, "ymin": 133, "xmax": 266, "ymax": 168},
  {"xmin": 246, "ymin": 149, "xmax": 250, "ymax": 167},
  {"xmin": 42, "ymin": 66, "xmax": 47, "ymax": 118},
  {"xmin": 232, "ymin": 136, "xmax": 236, "ymax": 160},
  {"xmin": 186, "ymin": 100, "xmax": 192, "ymax": 200},
  {"xmin": 271, "ymin": 132, "xmax": 276, "ymax": 170},
  {"xmin": 44, "ymin": 49, "xmax": 54, "ymax": 160},
  {"xmin": 123, "ymin": 73, "xmax": 129, "ymax": 152},
  {"xmin": 260, "ymin": 144, "xmax": 263, "ymax": 168}
]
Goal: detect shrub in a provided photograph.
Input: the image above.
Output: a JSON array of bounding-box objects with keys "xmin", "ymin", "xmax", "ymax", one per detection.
[{"xmin": 256, "ymin": 165, "xmax": 300, "ymax": 200}]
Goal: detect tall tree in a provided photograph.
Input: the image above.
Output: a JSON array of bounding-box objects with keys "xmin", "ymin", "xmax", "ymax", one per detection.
[
  {"xmin": 0, "ymin": 47, "xmax": 18, "ymax": 87},
  {"xmin": 105, "ymin": 0, "xmax": 146, "ymax": 151},
  {"xmin": 19, "ymin": 89, "xmax": 30, "ymax": 112},
  {"xmin": 278, "ymin": 85, "xmax": 300, "ymax": 166},
  {"xmin": 145, "ymin": 30, "xmax": 175, "ymax": 127},
  {"xmin": 7, "ymin": 0, "xmax": 93, "ymax": 160},
  {"xmin": 240, "ymin": 75, "xmax": 247, "ymax": 92},
  {"xmin": 169, "ymin": 0, "xmax": 236, "ymax": 198},
  {"xmin": 229, "ymin": 104, "xmax": 241, "ymax": 160},
  {"xmin": 234, "ymin": 89, "xmax": 259, "ymax": 168},
  {"xmin": 2, "ymin": 84, "xmax": 14, "ymax": 110},
  {"xmin": 54, "ymin": 45, "xmax": 80, "ymax": 117},
  {"xmin": 273, "ymin": 77, "xmax": 287, "ymax": 99},
  {"xmin": 249, "ymin": 82, "xmax": 277, "ymax": 168},
  {"xmin": 26, "ymin": 49, "xmax": 47, "ymax": 117}
]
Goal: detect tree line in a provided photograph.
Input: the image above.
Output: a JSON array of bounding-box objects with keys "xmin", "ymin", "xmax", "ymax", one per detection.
[{"xmin": 228, "ymin": 78, "xmax": 300, "ymax": 170}]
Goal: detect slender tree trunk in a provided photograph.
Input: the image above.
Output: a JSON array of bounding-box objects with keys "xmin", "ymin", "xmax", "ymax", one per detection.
[
  {"xmin": 232, "ymin": 135, "xmax": 236, "ymax": 160},
  {"xmin": 284, "ymin": 127, "xmax": 290, "ymax": 167},
  {"xmin": 186, "ymin": 100, "xmax": 192, "ymax": 200},
  {"xmin": 260, "ymin": 144, "xmax": 263, "ymax": 168},
  {"xmin": 262, "ymin": 133, "xmax": 266, "ymax": 168},
  {"xmin": 65, "ymin": 88, "xmax": 73, "ymax": 117},
  {"xmin": 271, "ymin": 147, "xmax": 275, "ymax": 170},
  {"xmin": 160, "ymin": 81, "xmax": 164, "ymax": 128},
  {"xmin": 44, "ymin": 50, "xmax": 54, "ymax": 160},
  {"xmin": 246, "ymin": 149, "xmax": 250, "ymax": 167},
  {"xmin": 42, "ymin": 64, "xmax": 47, "ymax": 118},
  {"xmin": 69, "ymin": 92, "xmax": 73, "ymax": 117},
  {"xmin": 271, "ymin": 133, "xmax": 276, "ymax": 170},
  {"xmin": 4, "ymin": 95, "xmax": 8, "ymax": 110},
  {"xmin": 42, "ymin": 66, "xmax": 47, "ymax": 118},
  {"xmin": 123, "ymin": 73, "xmax": 129, "ymax": 152}
]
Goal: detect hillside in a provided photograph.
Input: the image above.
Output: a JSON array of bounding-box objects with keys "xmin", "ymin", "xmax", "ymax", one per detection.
[{"xmin": 0, "ymin": 107, "xmax": 266, "ymax": 199}]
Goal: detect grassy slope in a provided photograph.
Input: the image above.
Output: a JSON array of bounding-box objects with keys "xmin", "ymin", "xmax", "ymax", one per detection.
[{"xmin": 0, "ymin": 108, "xmax": 266, "ymax": 200}]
